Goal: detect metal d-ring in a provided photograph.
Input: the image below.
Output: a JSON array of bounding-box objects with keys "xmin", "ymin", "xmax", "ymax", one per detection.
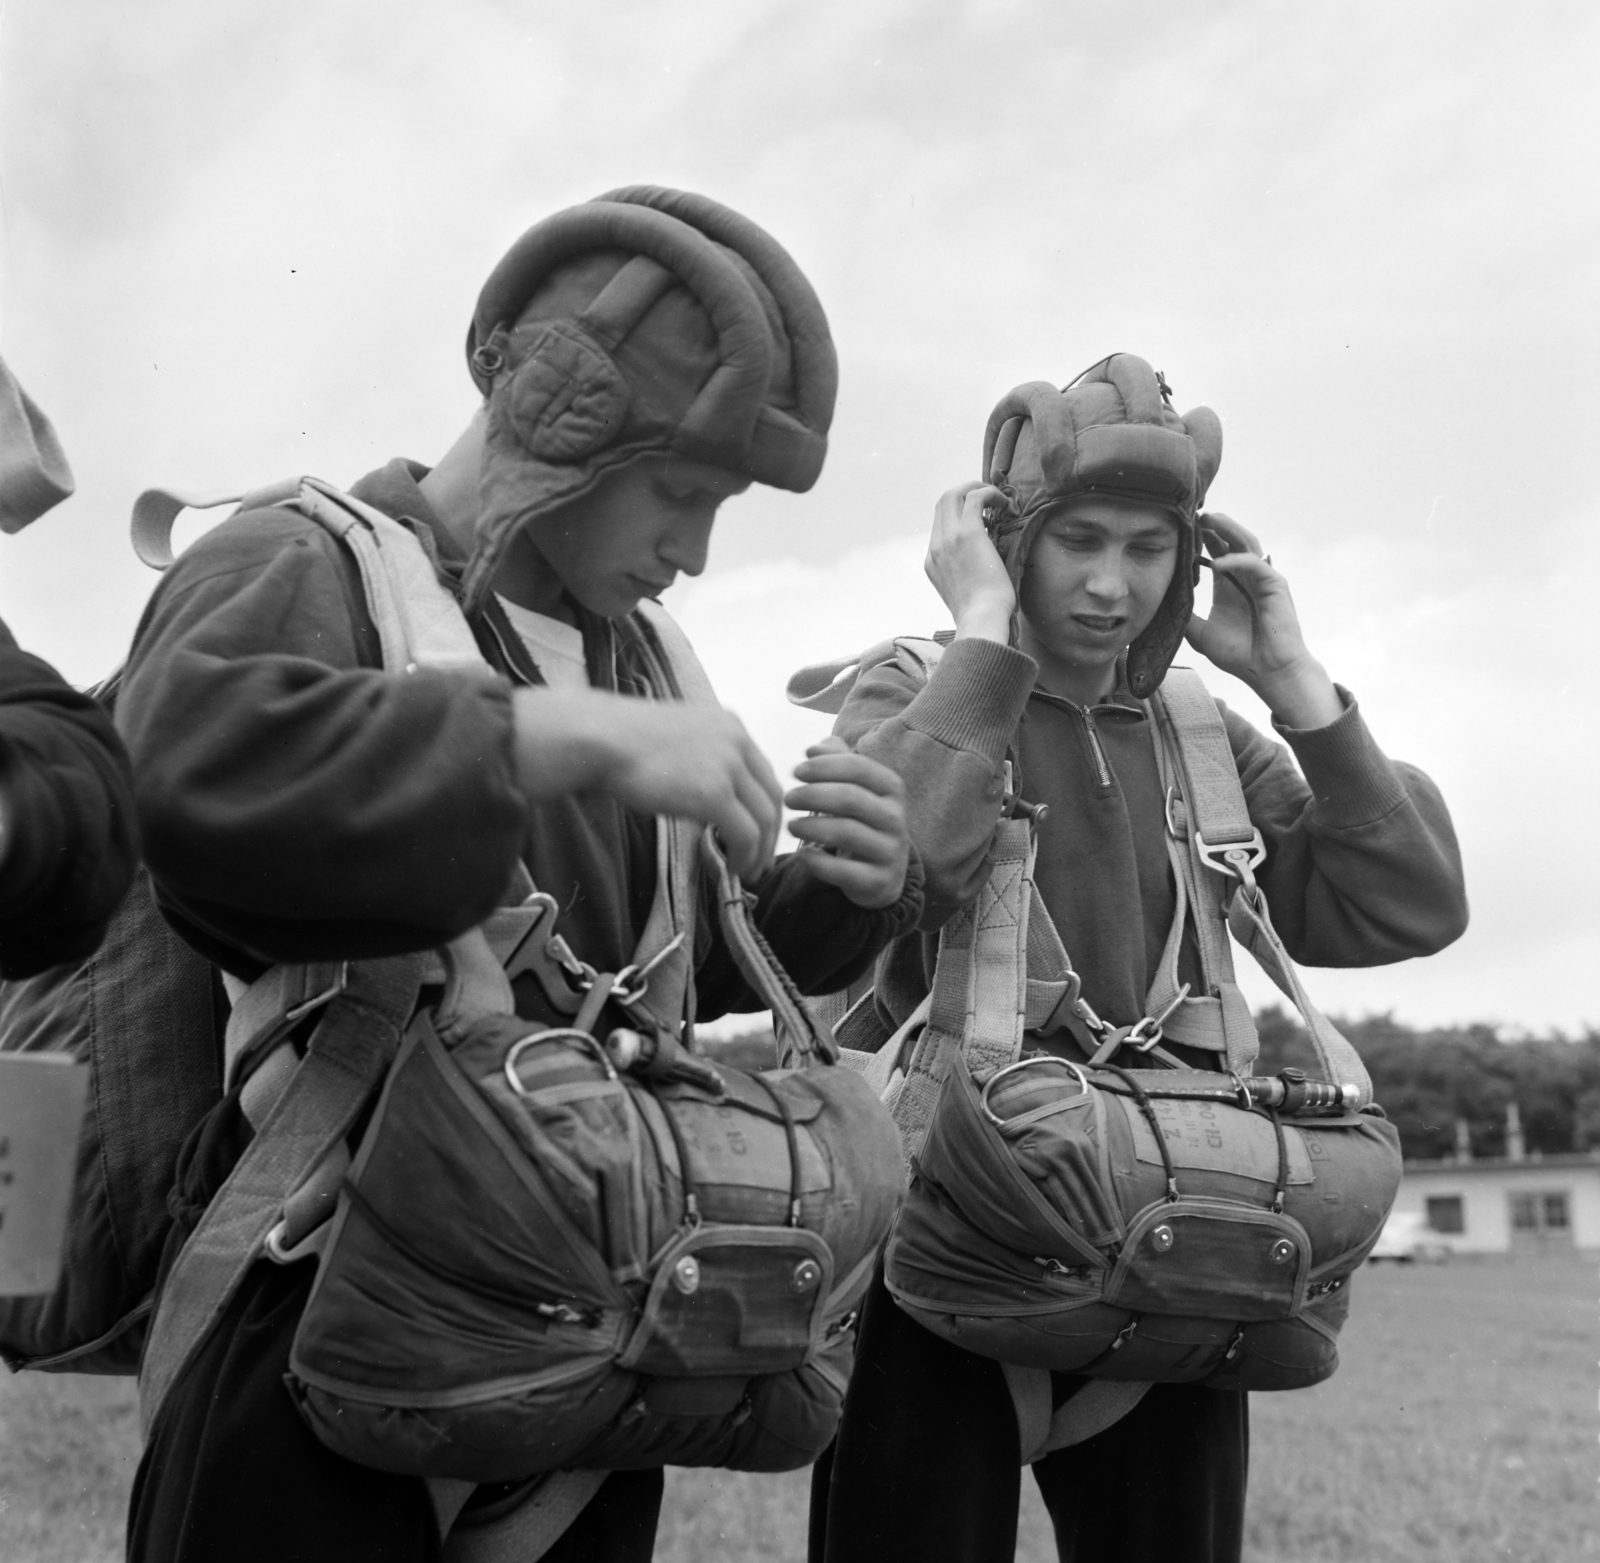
[
  {"xmin": 503, "ymin": 1028, "xmax": 619, "ymax": 1097},
  {"xmin": 979, "ymin": 1055, "xmax": 1092, "ymax": 1129},
  {"xmin": 611, "ymin": 931, "xmax": 688, "ymax": 1010}
]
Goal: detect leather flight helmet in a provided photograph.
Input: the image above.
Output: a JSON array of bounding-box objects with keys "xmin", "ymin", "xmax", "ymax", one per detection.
[
  {"xmin": 982, "ymin": 354, "xmax": 1223, "ymax": 698},
  {"xmin": 461, "ymin": 187, "xmax": 837, "ymax": 611}
]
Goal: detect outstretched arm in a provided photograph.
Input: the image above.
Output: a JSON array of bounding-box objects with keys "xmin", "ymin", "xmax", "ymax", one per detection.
[{"xmin": 0, "ymin": 631, "xmax": 139, "ymax": 976}]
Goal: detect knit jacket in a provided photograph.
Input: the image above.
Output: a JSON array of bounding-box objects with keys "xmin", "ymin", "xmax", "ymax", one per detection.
[
  {"xmin": 833, "ymin": 636, "xmax": 1466, "ymax": 1042},
  {"xmin": 116, "ymin": 460, "xmax": 922, "ymax": 1016}
]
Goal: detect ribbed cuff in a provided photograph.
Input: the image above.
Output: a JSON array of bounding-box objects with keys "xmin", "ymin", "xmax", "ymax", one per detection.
[
  {"xmin": 906, "ymin": 637, "xmax": 1037, "ymax": 762},
  {"xmin": 1274, "ymin": 686, "xmax": 1408, "ymax": 828}
]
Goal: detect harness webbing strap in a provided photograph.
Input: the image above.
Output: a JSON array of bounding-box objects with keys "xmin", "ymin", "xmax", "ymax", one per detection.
[
  {"xmin": 1228, "ymin": 888, "xmax": 1373, "ymax": 1103},
  {"xmin": 1154, "ymin": 669, "xmax": 1373, "ymax": 1104},
  {"xmin": 435, "ymin": 1471, "xmax": 609, "ymax": 1563},
  {"xmin": 1002, "ymin": 1364, "xmax": 1151, "ymax": 1463},
  {"xmin": 295, "ymin": 479, "xmax": 486, "ymax": 670},
  {"xmin": 702, "ymin": 832, "xmax": 838, "ymax": 1066},
  {"xmin": 1155, "ymin": 669, "xmax": 1257, "ymax": 847},
  {"xmin": 885, "ymin": 819, "xmax": 1033, "ymax": 1165},
  {"xmin": 138, "ymin": 957, "xmax": 424, "ymax": 1437}
]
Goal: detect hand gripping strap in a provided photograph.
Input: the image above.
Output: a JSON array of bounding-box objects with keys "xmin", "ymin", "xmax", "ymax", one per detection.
[
  {"xmin": 138, "ymin": 957, "xmax": 424, "ymax": 1437},
  {"xmin": 889, "ymin": 819, "xmax": 1033, "ymax": 1164},
  {"xmin": 1154, "ymin": 669, "xmax": 1373, "ymax": 1104}
]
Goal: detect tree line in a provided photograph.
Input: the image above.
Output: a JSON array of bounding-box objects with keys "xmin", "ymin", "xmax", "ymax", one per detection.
[{"xmin": 1255, "ymin": 1007, "xmax": 1600, "ymax": 1161}]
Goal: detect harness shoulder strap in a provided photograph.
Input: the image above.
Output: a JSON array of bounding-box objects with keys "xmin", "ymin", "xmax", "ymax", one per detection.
[
  {"xmin": 1154, "ymin": 668, "xmax": 1374, "ymax": 1103},
  {"xmin": 881, "ymin": 817, "xmax": 1033, "ymax": 1166},
  {"xmin": 138, "ymin": 957, "xmax": 423, "ymax": 1436}
]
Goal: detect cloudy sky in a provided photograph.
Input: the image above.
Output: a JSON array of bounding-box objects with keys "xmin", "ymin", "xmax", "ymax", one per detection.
[{"xmin": 0, "ymin": 0, "xmax": 1594, "ymax": 1029}]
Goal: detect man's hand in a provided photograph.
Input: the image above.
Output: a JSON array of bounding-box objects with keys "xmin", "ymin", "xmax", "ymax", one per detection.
[
  {"xmin": 925, "ymin": 482, "xmax": 1017, "ymax": 644},
  {"xmin": 512, "ymin": 689, "xmax": 783, "ymax": 879},
  {"xmin": 784, "ymin": 737, "xmax": 911, "ymax": 910},
  {"xmin": 1184, "ymin": 512, "xmax": 1343, "ymax": 729}
]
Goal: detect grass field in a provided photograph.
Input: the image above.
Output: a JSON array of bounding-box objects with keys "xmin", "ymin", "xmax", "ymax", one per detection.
[{"xmin": 1, "ymin": 1251, "xmax": 1593, "ymax": 1562}]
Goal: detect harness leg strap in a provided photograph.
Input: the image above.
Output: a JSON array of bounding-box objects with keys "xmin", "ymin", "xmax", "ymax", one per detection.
[
  {"xmin": 1002, "ymin": 1364, "xmax": 1152, "ymax": 1463},
  {"xmin": 437, "ymin": 1472, "xmax": 610, "ymax": 1563}
]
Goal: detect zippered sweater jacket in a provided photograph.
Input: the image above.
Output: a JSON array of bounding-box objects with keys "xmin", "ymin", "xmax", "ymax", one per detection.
[{"xmin": 833, "ymin": 636, "xmax": 1465, "ymax": 1044}]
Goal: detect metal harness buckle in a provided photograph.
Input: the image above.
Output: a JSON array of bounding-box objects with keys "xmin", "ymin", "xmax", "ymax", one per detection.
[
  {"xmin": 1194, "ymin": 828, "xmax": 1267, "ymax": 898},
  {"xmin": 284, "ymin": 963, "xmax": 350, "ymax": 1023},
  {"xmin": 503, "ymin": 893, "xmax": 596, "ymax": 1015}
]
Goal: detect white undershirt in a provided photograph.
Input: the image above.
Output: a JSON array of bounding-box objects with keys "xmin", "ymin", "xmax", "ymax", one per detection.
[{"xmin": 495, "ymin": 596, "xmax": 590, "ymax": 692}]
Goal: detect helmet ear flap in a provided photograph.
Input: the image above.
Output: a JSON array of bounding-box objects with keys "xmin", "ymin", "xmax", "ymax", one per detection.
[{"xmin": 499, "ymin": 322, "xmax": 633, "ymax": 462}]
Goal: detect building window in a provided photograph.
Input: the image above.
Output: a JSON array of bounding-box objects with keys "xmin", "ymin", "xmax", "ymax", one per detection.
[
  {"xmin": 1509, "ymin": 1189, "xmax": 1572, "ymax": 1235},
  {"xmin": 1425, "ymin": 1196, "xmax": 1465, "ymax": 1234}
]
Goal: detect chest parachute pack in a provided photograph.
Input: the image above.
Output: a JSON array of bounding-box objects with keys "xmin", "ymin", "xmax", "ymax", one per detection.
[
  {"xmin": 129, "ymin": 479, "xmax": 905, "ymax": 1555},
  {"xmin": 790, "ymin": 638, "xmax": 1401, "ymax": 1462}
]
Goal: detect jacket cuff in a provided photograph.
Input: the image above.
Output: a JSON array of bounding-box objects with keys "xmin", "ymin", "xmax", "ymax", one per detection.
[
  {"xmin": 1274, "ymin": 686, "xmax": 1408, "ymax": 828},
  {"xmin": 907, "ymin": 638, "xmax": 1037, "ymax": 763}
]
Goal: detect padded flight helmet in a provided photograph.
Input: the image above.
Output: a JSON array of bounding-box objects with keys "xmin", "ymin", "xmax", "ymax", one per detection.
[
  {"xmin": 462, "ymin": 185, "xmax": 837, "ymax": 611},
  {"xmin": 983, "ymin": 354, "xmax": 1223, "ymax": 698}
]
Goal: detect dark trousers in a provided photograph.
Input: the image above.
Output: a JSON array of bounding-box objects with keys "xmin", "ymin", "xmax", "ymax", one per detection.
[
  {"xmin": 128, "ymin": 1096, "xmax": 663, "ymax": 1563},
  {"xmin": 810, "ymin": 1268, "xmax": 1248, "ymax": 1563},
  {"xmin": 128, "ymin": 1260, "xmax": 663, "ymax": 1563}
]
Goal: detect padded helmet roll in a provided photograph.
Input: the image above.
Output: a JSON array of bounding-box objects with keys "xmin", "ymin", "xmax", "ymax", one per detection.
[
  {"xmin": 983, "ymin": 355, "xmax": 1223, "ymax": 698},
  {"xmin": 463, "ymin": 188, "xmax": 837, "ymax": 610}
]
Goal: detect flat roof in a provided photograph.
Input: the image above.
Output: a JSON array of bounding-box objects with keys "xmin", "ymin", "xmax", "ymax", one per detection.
[{"xmin": 1403, "ymin": 1152, "xmax": 1600, "ymax": 1173}]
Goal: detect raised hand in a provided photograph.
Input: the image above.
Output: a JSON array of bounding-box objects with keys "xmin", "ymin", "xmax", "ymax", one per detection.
[
  {"xmin": 924, "ymin": 482, "xmax": 1017, "ymax": 644},
  {"xmin": 784, "ymin": 737, "xmax": 911, "ymax": 910},
  {"xmin": 1183, "ymin": 512, "xmax": 1343, "ymax": 729},
  {"xmin": 512, "ymin": 689, "xmax": 784, "ymax": 880}
]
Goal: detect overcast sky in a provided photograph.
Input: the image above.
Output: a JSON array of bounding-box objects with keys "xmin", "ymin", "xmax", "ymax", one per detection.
[{"xmin": 0, "ymin": 0, "xmax": 1594, "ymax": 1030}]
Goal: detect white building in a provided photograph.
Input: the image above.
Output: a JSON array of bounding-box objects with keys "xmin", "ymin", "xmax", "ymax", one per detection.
[{"xmin": 1390, "ymin": 1152, "xmax": 1600, "ymax": 1253}]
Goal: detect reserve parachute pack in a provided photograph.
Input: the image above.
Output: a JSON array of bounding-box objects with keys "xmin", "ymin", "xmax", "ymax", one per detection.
[
  {"xmin": 791, "ymin": 638, "xmax": 1402, "ymax": 1462},
  {"xmin": 131, "ymin": 479, "xmax": 905, "ymax": 1552}
]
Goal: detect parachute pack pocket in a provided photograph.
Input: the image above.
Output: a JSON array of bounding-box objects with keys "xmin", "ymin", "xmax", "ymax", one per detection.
[
  {"xmin": 1105, "ymin": 1198, "xmax": 1310, "ymax": 1321},
  {"xmin": 618, "ymin": 1225, "xmax": 833, "ymax": 1378}
]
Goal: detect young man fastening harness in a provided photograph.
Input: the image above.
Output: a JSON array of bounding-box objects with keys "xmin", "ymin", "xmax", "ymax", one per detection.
[
  {"xmin": 116, "ymin": 187, "xmax": 921, "ymax": 1563},
  {"xmin": 802, "ymin": 355, "xmax": 1468, "ymax": 1563}
]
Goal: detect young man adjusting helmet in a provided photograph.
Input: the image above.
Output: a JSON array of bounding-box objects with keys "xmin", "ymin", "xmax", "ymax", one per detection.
[
  {"xmin": 118, "ymin": 188, "xmax": 920, "ymax": 1563},
  {"xmin": 808, "ymin": 355, "xmax": 1467, "ymax": 1563}
]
